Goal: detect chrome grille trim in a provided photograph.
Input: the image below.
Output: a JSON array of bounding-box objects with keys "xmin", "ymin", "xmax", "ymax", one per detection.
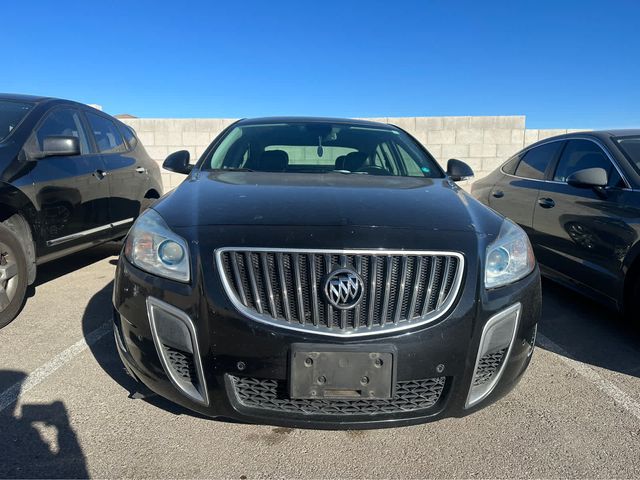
[{"xmin": 215, "ymin": 248, "xmax": 465, "ymax": 337}]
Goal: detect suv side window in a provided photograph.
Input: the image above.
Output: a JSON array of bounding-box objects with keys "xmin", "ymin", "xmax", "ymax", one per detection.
[
  {"xmin": 36, "ymin": 108, "xmax": 90, "ymax": 155},
  {"xmin": 86, "ymin": 112, "xmax": 127, "ymax": 154},
  {"xmin": 554, "ymin": 139, "xmax": 625, "ymax": 187},
  {"xmin": 515, "ymin": 142, "xmax": 562, "ymax": 180},
  {"xmin": 119, "ymin": 124, "xmax": 138, "ymax": 150}
]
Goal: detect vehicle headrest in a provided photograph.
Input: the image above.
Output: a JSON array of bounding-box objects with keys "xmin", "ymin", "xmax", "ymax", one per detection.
[
  {"xmin": 259, "ymin": 150, "xmax": 289, "ymax": 172},
  {"xmin": 343, "ymin": 152, "xmax": 368, "ymax": 172}
]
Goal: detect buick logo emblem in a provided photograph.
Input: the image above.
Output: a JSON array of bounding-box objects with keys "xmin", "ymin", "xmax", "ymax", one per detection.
[{"xmin": 323, "ymin": 268, "xmax": 364, "ymax": 310}]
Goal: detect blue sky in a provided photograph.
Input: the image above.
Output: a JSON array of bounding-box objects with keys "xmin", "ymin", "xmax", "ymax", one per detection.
[{"xmin": 2, "ymin": 0, "xmax": 639, "ymax": 128}]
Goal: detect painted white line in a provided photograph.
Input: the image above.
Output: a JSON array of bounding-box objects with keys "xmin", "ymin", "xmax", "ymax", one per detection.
[
  {"xmin": 537, "ymin": 333, "xmax": 640, "ymax": 421},
  {"xmin": 0, "ymin": 322, "xmax": 111, "ymax": 413}
]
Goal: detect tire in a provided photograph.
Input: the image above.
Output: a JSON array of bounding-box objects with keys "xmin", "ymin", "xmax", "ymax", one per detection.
[{"xmin": 0, "ymin": 223, "xmax": 28, "ymax": 329}]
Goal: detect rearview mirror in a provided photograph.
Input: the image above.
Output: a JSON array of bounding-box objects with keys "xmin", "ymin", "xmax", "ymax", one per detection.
[
  {"xmin": 567, "ymin": 167, "xmax": 608, "ymax": 188},
  {"xmin": 163, "ymin": 150, "xmax": 192, "ymax": 174},
  {"xmin": 38, "ymin": 136, "xmax": 80, "ymax": 158},
  {"xmin": 446, "ymin": 159, "xmax": 474, "ymax": 182}
]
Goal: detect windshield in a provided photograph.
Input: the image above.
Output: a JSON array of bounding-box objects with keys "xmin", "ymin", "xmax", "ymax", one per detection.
[
  {"xmin": 616, "ymin": 136, "xmax": 640, "ymax": 175},
  {"xmin": 0, "ymin": 100, "xmax": 34, "ymax": 142},
  {"xmin": 202, "ymin": 122, "xmax": 443, "ymax": 178}
]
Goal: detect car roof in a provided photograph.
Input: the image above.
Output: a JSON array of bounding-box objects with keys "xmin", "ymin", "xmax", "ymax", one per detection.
[
  {"xmin": 526, "ymin": 129, "xmax": 640, "ymax": 149},
  {"xmin": 0, "ymin": 92, "xmax": 53, "ymax": 103},
  {"xmin": 236, "ymin": 116, "xmax": 395, "ymax": 129}
]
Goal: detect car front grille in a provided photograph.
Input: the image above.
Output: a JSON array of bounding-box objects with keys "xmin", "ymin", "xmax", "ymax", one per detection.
[
  {"xmin": 229, "ymin": 375, "xmax": 446, "ymax": 416},
  {"xmin": 216, "ymin": 248, "xmax": 464, "ymax": 336}
]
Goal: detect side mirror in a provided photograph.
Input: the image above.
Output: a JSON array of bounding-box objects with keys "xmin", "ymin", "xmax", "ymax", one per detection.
[
  {"xmin": 567, "ymin": 167, "xmax": 608, "ymax": 188},
  {"xmin": 38, "ymin": 136, "xmax": 80, "ymax": 158},
  {"xmin": 446, "ymin": 158, "xmax": 474, "ymax": 182},
  {"xmin": 163, "ymin": 150, "xmax": 192, "ymax": 174}
]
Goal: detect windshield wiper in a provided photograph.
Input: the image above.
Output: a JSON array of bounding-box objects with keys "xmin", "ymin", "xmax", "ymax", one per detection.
[{"xmin": 213, "ymin": 167, "xmax": 254, "ymax": 172}]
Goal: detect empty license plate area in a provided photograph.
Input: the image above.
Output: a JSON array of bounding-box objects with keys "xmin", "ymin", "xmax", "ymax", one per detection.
[{"xmin": 290, "ymin": 344, "xmax": 396, "ymax": 400}]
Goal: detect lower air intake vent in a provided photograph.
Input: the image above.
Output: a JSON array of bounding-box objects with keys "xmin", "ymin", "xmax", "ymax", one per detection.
[
  {"xmin": 164, "ymin": 346, "xmax": 197, "ymax": 384},
  {"xmin": 147, "ymin": 297, "xmax": 209, "ymax": 406},
  {"xmin": 472, "ymin": 348, "xmax": 507, "ymax": 386},
  {"xmin": 466, "ymin": 303, "xmax": 521, "ymax": 408},
  {"xmin": 229, "ymin": 376, "xmax": 446, "ymax": 415}
]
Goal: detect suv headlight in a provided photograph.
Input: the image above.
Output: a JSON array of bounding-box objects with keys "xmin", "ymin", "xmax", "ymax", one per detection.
[
  {"xmin": 124, "ymin": 209, "xmax": 190, "ymax": 282},
  {"xmin": 485, "ymin": 220, "xmax": 534, "ymax": 289}
]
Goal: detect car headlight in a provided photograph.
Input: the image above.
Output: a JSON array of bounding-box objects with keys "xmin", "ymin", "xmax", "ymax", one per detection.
[
  {"xmin": 124, "ymin": 209, "xmax": 190, "ymax": 282},
  {"xmin": 485, "ymin": 220, "xmax": 534, "ymax": 289}
]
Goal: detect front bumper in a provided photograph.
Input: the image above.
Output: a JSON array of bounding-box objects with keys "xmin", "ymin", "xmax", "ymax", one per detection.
[{"xmin": 113, "ymin": 255, "xmax": 541, "ymax": 429}]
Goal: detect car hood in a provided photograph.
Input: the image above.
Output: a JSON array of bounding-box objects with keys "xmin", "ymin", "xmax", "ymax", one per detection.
[{"xmin": 154, "ymin": 171, "xmax": 502, "ymax": 234}]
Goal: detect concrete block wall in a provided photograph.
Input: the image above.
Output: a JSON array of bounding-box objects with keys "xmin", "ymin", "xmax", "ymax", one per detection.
[
  {"xmin": 121, "ymin": 118, "xmax": 238, "ymax": 190},
  {"xmin": 120, "ymin": 116, "xmax": 582, "ymax": 192}
]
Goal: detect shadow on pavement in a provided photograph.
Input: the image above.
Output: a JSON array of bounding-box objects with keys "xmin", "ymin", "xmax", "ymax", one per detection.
[
  {"xmin": 0, "ymin": 370, "xmax": 88, "ymax": 479},
  {"xmin": 82, "ymin": 281, "xmax": 207, "ymax": 418},
  {"xmin": 537, "ymin": 278, "xmax": 640, "ymax": 377},
  {"xmin": 33, "ymin": 242, "xmax": 121, "ymax": 288}
]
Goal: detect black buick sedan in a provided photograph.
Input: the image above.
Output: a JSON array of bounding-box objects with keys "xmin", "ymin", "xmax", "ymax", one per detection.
[
  {"xmin": 472, "ymin": 130, "xmax": 640, "ymax": 321},
  {"xmin": 112, "ymin": 117, "xmax": 541, "ymax": 429},
  {"xmin": 0, "ymin": 93, "xmax": 162, "ymax": 328}
]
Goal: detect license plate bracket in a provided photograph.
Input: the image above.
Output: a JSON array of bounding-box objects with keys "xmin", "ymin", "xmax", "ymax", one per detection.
[{"xmin": 290, "ymin": 344, "xmax": 396, "ymax": 400}]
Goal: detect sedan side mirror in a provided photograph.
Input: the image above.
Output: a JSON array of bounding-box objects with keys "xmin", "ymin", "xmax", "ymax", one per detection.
[
  {"xmin": 567, "ymin": 167, "xmax": 608, "ymax": 188},
  {"xmin": 163, "ymin": 150, "xmax": 192, "ymax": 174},
  {"xmin": 446, "ymin": 159, "xmax": 474, "ymax": 182},
  {"xmin": 37, "ymin": 136, "xmax": 80, "ymax": 158}
]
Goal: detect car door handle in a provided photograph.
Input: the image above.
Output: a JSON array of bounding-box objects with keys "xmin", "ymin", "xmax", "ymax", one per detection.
[
  {"xmin": 135, "ymin": 167, "xmax": 147, "ymax": 174},
  {"xmin": 538, "ymin": 197, "xmax": 555, "ymax": 209},
  {"xmin": 491, "ymin": 190, "xmax": 504, "ymax": 198},
  {"xmin": 93, "ymin": 169, "xmax": 108, "ymax": 180}
]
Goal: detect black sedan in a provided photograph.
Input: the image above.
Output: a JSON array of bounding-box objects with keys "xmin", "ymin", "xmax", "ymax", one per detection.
[
  {"xmin": 113, "ymin": 117, "xmax": 541, "ymax": 429},
  {"xmin": 0, "ymin": 93, "xmax": 162, "ymax": 328},
  {"xmin": 472, "ymin": 130, "xmax": 640, "ymax": 321}
]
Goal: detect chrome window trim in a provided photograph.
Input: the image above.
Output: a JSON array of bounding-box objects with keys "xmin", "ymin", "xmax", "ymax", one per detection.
[
  {"xmin": 46, "ymin": 217, "xmax": 134, "ymax": 247},
  {"xmin": 146, "ymin": 296, "xmax": 210, "ymax": 406},
  {"xmin": 499, "ymin": 136, "xmax": 631, "ymax": 189},
  {"xmin": 215, "ymin": 247, "xmax": 466, "ymax": 338}
]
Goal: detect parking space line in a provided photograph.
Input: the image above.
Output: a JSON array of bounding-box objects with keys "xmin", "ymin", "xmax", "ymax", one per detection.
[
  {"xmin": 0, "ymin": 322, "xmax": 111, "ymax": 413},
  {"xmin": 537, "ymin": 333, "xmax": 640, "ymax": 421}
]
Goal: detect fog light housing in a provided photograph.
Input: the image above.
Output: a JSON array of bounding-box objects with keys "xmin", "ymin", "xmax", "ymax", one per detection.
[
  {"xmin": 146, "ymin": 297, "xmax": 209, "ymax": 405},
  {"xmin": 465, "ymin": 303, "xmax": 521, "ymax": 408}
]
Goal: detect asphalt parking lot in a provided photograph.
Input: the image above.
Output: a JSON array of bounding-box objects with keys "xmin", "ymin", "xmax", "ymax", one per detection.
[{"xmin": 1, "ymin": 244, "xmax": 640, "ymax": 479}]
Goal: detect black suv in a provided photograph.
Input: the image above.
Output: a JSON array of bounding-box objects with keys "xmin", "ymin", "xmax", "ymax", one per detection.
[
  {"xmin": 113, "ymin": 118, "xmax": 541, "ymax": 429},
  {"xmin": 0, "ymin": 93, "xmax": 162, "ymax": 328}
]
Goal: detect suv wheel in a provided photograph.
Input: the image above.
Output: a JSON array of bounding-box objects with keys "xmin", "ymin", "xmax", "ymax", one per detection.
[{"xmin": 0, "ymin": 223, "xmax": 28, "ymax": 329}]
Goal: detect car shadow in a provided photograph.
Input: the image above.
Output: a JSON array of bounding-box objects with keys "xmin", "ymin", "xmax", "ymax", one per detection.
[
  {"xmin": 0, "ymin": 370, "xmax": 89, "ymax": 479},
  {"xmin": 537, "ymin": 278, "xmax": 640, "ymax": 378},
  {"xmin": 32, "ymin": 242, "xmax": 122, "ymax": 289},
  {"xmin": 82, "ymin": 281, "xmax": 209, "ymax": 419}
]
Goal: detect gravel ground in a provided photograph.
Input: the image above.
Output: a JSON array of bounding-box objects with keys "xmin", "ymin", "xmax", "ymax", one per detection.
[{"xmin": 1, "ymin": 243, "xmax": 639, "ymax": 479}]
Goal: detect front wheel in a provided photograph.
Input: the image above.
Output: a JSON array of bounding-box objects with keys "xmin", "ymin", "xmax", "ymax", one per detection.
[{"xmin": 0, "ymin": 223, "xmax": 28, "ymax": 329}]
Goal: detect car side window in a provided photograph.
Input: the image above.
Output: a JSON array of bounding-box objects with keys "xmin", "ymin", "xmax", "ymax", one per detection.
[
  {"xmin": 502, "ymin": 154, "xmax": 520, "ymax": 175},
  {"xmin": 515, "ymin": 142, "xmax": 562, "ymax": 180},
  {"xmin": 35, "ymin": 108, "xmax": 90, "ymax": 155},
  {"xmin": 119, "ymin": 124, "xmax": 138, "ymax": 150},
  {"xmin": 86, "ymin": 112, "xmax": 127, "ymax": 154},
  {"xmin": 553, "ymin": 139, "xmax": 624, "ymax": 187},
  {"xmin": 374, "ymin": 142, "xmax": 399, "ymax": 174},
  {"xmin": 396, "ymin": 144, "xmax": 424, "ymax": 176}
]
